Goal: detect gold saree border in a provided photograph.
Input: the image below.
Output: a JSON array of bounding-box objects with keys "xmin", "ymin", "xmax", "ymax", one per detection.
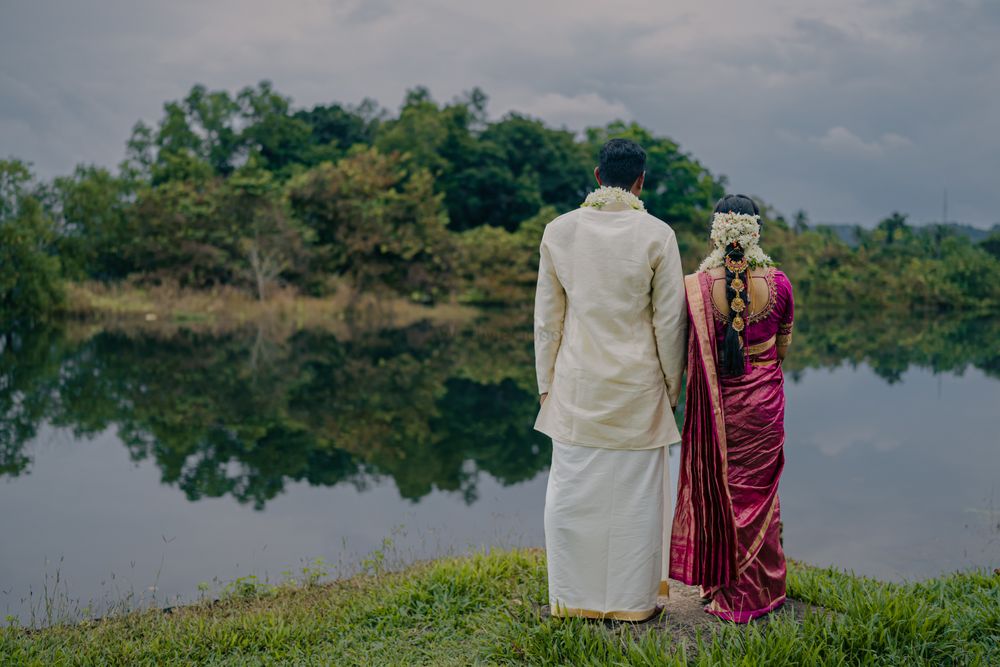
[
  {"xmin": 684, "ymin": 274, "xmax": 733, "ymax": 499},
  {"xmin": 658, "ymin": 580, "xmax": 670, "ymax": 596},
  {"xmin": 747, "ymin": 335, "xmax": 776, "ymax": 356},
  {"xmin": 737, "ymin": 493, "xmax": 779, "ymax": 576}
]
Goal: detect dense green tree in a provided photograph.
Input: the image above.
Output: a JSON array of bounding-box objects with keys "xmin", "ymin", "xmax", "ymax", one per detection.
[
  {"xmin": 216, "ymin": 161, "xmax": 311, "ymax": 299},
  {"xmin": 124, "ymin": 178, "xmax": 231, "ymax": 287},
  {"xmin": 123, "ymin": 166, "xmax": 310, "ymax": 294},
  {"xmin": 0, "ymin": 160, "xmax": 63, "ymax": 326},
  {"xmin": 875, "ymin": 211, "xmax": 911, "ymax": 246},
  {"xmin": 293, "ymin": 99, "xmax": 381, "ymax": 162},
  {"xmin": 979, "ymin": 231, "xmax": 1000, "ymax": 260},
  {"xmin": 45, "ymin": 165, "xmax": 133, "ymax": 280},
  {"xmin": 793, "ymin": 210, "xmax": 810, "ymax": 234},
  {"xmin": 236, "ymin": 81, "xmax": 311, "ymax": 175},
  {"xmin": 456, "ymin": 206, "xmax": 553, "ymax": 304},
  {"xmin": 374, "ymin": 89, "xmax": 588, "ymax": 231},
  {"xmin": 480, "ymin": 113, "xmax": 590, "ymax": 212},
  {"xmin": 286, "ymin": 148, "xmax": 454, "ymax": 300}
]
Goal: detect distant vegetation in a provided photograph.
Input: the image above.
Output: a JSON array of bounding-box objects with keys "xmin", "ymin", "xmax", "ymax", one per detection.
[{"xmin": 3, "ymin": 81, "xmax": 1000, "ymax": 327}]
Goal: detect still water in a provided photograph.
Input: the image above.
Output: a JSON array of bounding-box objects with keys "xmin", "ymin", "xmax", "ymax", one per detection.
[{"xmin": 1, "ymin": 310, "xmax": 998, "ymax": 624}]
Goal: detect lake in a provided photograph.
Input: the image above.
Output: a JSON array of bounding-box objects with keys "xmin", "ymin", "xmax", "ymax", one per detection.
[{"xmin": 1, "ymin": 309, "xmax": 998, "ymax": 625}]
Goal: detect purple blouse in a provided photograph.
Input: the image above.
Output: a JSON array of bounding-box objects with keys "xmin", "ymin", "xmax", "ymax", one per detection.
[{"xmin": 702, "ymin": 267, "xmax": 794, "ymax": 367}]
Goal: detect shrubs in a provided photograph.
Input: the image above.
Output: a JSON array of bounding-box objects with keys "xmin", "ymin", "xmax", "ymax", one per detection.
[
  {"xmin": 0, "ymin": 160, "xmax": 64, "ymax": 327},
  {"xmin": 287, "ymin": 149, "xmax": 454, "ymax": 302}
]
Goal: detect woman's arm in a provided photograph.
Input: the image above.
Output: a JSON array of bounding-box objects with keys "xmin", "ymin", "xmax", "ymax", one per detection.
[{"xmin": 776, "ymin": 272, "xmax": 794, "ymax": 361}]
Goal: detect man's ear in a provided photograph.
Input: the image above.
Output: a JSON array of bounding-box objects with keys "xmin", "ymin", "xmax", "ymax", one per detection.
[
  {"xmin": 594, "ymin": 166, "xmax": 602, "ymax": 186},
  {"xmin": 631, "ymin": 171, "xmax": 645, "ymax": 196}
]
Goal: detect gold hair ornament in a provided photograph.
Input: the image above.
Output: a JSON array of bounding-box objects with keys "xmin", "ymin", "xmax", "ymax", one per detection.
[{"xmin": 724, "ymin": 255, "xmax": 749, "ymax": 273}]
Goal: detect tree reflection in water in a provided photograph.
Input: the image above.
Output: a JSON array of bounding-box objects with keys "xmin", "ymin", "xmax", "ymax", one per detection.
[{"xmin": 2, "ymin": 309, "xmax": 998, "ymax": 506}]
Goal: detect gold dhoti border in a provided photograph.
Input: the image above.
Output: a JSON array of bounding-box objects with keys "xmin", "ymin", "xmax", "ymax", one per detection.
[
  {"xmin": 549, "ymin": 579, "xmax": 670, "ymax": 622},
  {"xmin": 551, "ymin": 604, "xmax": 661, "ymax": 622}
]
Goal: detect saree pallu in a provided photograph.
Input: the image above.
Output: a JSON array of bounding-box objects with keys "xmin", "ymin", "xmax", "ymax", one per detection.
[{"xmin": 669, "ymin": 273, "xmax": 786, "ymax": 622}]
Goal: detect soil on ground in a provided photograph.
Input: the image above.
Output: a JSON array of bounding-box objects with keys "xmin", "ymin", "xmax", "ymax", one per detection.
[{"xmin": 539, "ymin": 579, "xmax": 816, "ymax": 647}]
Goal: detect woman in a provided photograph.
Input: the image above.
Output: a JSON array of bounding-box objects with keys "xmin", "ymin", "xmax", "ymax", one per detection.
[{"xmin": 669, "ymin": 194, "xmax": 794, "ymax": 623}]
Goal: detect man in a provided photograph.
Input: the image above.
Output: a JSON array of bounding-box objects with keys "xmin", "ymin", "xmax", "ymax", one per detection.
[{"xmin": 534, "ymin": 138, "xmax": 688, "ymax": 621}]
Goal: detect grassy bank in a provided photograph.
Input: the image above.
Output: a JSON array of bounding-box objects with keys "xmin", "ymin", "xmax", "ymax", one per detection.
[
  {"xmin": 62, "ymin": 280, "xmax": 477, "ymax": 337},
  {"xmin": 1, "ymin": 549, "xmax": 997, "ymax": 666}
]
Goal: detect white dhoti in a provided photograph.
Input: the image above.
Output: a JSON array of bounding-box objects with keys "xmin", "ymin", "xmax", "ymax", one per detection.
[{"xmin": 544, "ymin": 438, "xmax": 671, "ymax": 621}]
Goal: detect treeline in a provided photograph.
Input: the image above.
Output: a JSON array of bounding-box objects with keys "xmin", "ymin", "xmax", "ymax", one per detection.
[{"xmin": 3, "ymin": 81, "xmax": 1000, "ymax": 327}]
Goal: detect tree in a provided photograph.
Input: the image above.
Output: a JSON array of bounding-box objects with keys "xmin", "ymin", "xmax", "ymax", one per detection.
[
  {"xmin": 0, "ymin": 160, "xmax": 64, "ymax": 327},
  {"xmin": 286, "ymin": 148, "xmax": 454, "ymax": 300},
  {"xmin": 120, "ymin": 120, "xmax": 156, "ymax": 185},
  {"xmin": 125, "ymin": 178, "xmax": 230, "ymax": 287},
  {"xmin": 291, "ymin": 99, "xmax": 381, "ymax": 168},
  {"xmin": 876, "ymin": 212, "xmax": 910, "ymax": 246},
  {"xmin": 236, "ymin": 81, "xmax": 311, "ymax": 175},
  {"xmin": 480, "ymin": 113, "xmax": 590, "ymax": 213},
  {"xmin": 216, "ymin": 161, "xmax": 311, "ymax": 299},
  {"xmin": 455, "ymin": 206, "xmax": 554, "ymax": 304},
  {"xmin": 980, "ymin": 231, "xmax": 1000, "ymax": 261},
  {"xmin": 46, "ymin": 165, "xmax": 133, "ymax": 280},
  {"xmin": 793, "ymin": 210, "xmax": 809, "ymax": 234}
]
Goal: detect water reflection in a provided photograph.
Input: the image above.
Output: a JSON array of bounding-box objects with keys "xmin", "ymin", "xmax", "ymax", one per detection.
[
  {"xmin": 1, "ymin": 316, "xmax": 549, "ymax": 508},
  {"xmin": 2, "ymin": 310, "xmax": 999, "ymax": 508}
]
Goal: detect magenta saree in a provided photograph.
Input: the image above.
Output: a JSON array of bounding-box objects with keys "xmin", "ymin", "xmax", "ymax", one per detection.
[{"xmin": 669, "ymin": 268, "xmax": 794, "ymax": 623}]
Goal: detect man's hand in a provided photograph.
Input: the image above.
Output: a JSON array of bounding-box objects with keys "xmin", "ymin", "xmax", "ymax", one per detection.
[{"xmin": 540, "ymin": 393, "xmax": 548, "ymax": 405}]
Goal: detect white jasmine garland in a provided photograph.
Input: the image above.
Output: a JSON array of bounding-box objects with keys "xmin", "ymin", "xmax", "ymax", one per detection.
[
  {"xmin": 581, "ymin": 186, "xmax": 645, "ymax": 211},
  {"xmin": 698, "ymin": 211, "xmax": 775, "ymax": 272}
]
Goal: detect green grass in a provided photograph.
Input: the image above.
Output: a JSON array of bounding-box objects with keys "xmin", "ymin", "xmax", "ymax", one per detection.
[{"xmin": 1, "ymin": 549, "xmax": 997, "ymax": 666}]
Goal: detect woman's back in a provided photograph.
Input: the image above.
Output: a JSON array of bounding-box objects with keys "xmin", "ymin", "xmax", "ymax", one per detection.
[{"xmin": 702, "ymin": 267, "xmax": 794, "ymax": 371}]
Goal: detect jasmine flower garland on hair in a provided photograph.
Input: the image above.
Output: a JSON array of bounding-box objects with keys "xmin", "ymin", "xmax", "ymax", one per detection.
[{"xmin": 698, "ymin": 211, "xmax": 775, "ymax": 272}]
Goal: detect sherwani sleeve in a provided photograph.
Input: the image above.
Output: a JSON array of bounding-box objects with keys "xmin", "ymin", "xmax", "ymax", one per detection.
[
  {"xmin": 651, "ymin": 232, "xmax": 688, "ymax": 408},
  {"xmin": 533, "ymin": 231, "xmax": 566, "ymax": 395}
]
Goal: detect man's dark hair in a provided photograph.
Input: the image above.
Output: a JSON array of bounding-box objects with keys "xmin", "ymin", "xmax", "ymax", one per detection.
[{"xmin": 598, "ymin": 138, "xmax": 646, "ymax": 189}]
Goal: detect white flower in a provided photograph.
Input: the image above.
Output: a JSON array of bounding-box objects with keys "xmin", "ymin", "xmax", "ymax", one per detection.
[
  {"xmin": 581, "ymin": 186, "xmax": 645, "ymax": 211},
  {"xmin": 698, "ymin": 211, "xmax": 774, "ymax": 271}
]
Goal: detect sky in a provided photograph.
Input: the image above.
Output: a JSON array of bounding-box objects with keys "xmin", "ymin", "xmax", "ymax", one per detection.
[{"xmin": 2, "ymin": 0, "xmax": 998, "ymax": 227}]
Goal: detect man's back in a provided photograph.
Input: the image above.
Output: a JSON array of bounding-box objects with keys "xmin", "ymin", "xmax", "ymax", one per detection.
[{"xmin": 534, "ymin": 201, "xmax": 688, "ymax": 450}]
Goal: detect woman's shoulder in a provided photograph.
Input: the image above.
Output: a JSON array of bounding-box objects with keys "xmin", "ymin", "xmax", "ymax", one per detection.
[
  {"xmin": 770, "ymin": 267, "xmax": 794, "ymax": 296},
  {"xmin": 772, "ymin": 267, "xmax": 792, "ymax": 284},
  {"xmin": 693, "ymin": 267, "xmax": 726, "ymax": 280}
]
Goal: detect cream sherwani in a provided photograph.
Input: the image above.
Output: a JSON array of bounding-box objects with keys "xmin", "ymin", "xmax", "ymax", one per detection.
[{"xmin": 534, "ymin": 201, "xmax": 688, "ymax": 620}]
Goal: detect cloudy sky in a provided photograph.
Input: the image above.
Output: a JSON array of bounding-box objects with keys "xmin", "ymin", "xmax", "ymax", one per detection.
[{"xmin": 2, "ymin": 0, "xmax": 998, "ymax": 226}]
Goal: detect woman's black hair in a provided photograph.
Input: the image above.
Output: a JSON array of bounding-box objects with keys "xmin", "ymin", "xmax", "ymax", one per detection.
[{"xmin": 715, "ymin": 194, "xmax": 761, "ymax": 377}]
